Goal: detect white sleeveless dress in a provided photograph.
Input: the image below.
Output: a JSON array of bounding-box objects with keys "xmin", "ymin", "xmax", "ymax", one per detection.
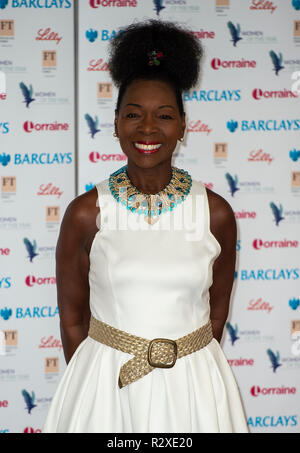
[{"xmin": 43, "ymin": 176, "xmax": 248, "ymax": 433}]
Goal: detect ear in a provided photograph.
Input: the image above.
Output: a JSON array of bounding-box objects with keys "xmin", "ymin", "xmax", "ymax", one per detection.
[
  {"xmin": 114, "ymin": 109, "xmax": 119, "ymax": 136},
  {"xmin": 180, "ymin": 112, "xmax": 186, "ymax": 140}
]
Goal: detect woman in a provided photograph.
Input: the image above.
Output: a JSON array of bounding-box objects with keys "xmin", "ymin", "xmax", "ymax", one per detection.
[{"xmin": 43, "ymin": 20, "xmax": 248, "ymax": 433}]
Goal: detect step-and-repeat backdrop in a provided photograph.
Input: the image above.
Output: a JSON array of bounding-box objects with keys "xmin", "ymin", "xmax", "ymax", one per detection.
[
  {"xmin": 1, "ymin": 0, "xmax": 300, "ymax": 433},
  {"xmin": 0, "ymin": 0, "xmax": 75, "ymax": 434}
]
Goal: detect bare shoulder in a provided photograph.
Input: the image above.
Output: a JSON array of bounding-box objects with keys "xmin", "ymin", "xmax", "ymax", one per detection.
[
  {"xmin": 59, "ymin": 187, "xmax": 99, "ymax": 250},
  {"xmin": 206, "ymin": 187, "xmax": 236, "ymax": 245}
]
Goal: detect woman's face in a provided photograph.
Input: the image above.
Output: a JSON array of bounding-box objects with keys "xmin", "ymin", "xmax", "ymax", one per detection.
[{"xmin": 114, "ymin": 79, "xmax": 186, "ymax": 169}]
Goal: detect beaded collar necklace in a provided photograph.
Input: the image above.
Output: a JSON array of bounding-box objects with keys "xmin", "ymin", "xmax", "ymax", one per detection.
[{"xmin": 108, "ymin": 165, "xmax": 192, "ymax": 225}]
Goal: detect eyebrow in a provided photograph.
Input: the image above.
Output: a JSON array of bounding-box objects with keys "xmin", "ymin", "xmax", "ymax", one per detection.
[{"xmin": 125, "ymin": 103, "xmax": 176, "ymax": 110}]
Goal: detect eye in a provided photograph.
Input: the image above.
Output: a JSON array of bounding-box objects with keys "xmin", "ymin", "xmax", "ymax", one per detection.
[
  {"xmin": 126, "ymin": 112, "xmax": 140, "ymax": 118},
  {"xmin": 159, "ymin": 114, "xmax": 173, "ymax": 120}
]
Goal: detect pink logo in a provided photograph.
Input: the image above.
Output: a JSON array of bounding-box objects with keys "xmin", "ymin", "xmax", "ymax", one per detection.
[
  {"xmin": 23, "ymin": 121, "xmax": 69, "ymax": 133},
  {"xmin": 25, "ymin": 275, "xmax": 56, "ymax": 287},
  {"xmin": 36, "ymin": 28, "xmax": 62, "ymax": 45},
  {"xmin": 37, "ymin": 183, "xmax": 63, "ymax": 199},
  {"xmin": 211, "ymin": 58, "xmax": 256, "ymax": 70},
  {"xmin": 252, "ymin": 238, "xmax": 299, "ymax": 250},
  {"xmin": 252, "ymin": 88, "xmax": 298, "ymax": 100},
  {"xmin": 87, "ymin": 59, "xmax": 109, "ymax": 71}
]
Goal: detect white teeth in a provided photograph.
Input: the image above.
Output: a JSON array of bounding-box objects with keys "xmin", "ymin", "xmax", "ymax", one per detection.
[{"xmin": 134, "ymin": 143, "xmax": 162, "ymax": 151}]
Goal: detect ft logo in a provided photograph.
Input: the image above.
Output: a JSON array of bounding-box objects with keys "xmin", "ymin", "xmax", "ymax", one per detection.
[
  {"xmin": 46, "ymin": 206, "xmax": 60, "ymax": 223},
  {"xmin": 97, "ymin": 82, "xmax": 112, "ymax": 99},
  {"xmin": 1, "ymin": 176, "xmax": 16, "ymax": 194},
  {"xmin": 42, "ymin": 51, "xmax": 56, "ymax": 68},
  {"xmin": 45, "ymin": 357, "xmax": 59, "ymax": 373},
  {"xmin": 0, "ymin": 20, "xmax": 14, "ymax": 37}
]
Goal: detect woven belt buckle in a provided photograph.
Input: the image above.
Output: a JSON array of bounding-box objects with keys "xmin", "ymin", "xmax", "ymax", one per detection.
[{"xmin": 147, "ymin": 338, "xmax": 178, "ymax": 368}]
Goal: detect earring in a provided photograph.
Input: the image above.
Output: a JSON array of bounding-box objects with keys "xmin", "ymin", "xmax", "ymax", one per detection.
[
  {"xmin": 179, "ymin": 138, "xmax": 184, "ymax": 142},
  {"xmin": 113, "ymin": 132, "xmax": 119, "ymax": 140}
]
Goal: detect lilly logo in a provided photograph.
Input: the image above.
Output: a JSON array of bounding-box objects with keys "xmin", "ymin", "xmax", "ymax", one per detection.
[
  {"xmin": 270, "ymin": 202, "xmax": 284, "ymax": 226},
  {"xmin": 153, "ymin": 0, "xmax": 165, "ymax": 15},
  {"xmin": 269, "ymin": 50, "xmax": 284, "ymax": 76},
  {"xmin": 267, "ymin": 349, "xmax": 282, "ymax": 372},
  {"xmin": 0, "ymin": 307, "xmax": 12, "ymax": 321},
  {"xmin": 0, "ymin": 153, "xmax": 11, "ymax": 167},
  {"xmin": 225, "ymin": 173, "xmax": 239, "ymax": 197},
  {"xmin": 22, "ymin": 390, "xmax": 37, "ymax": 414},
  {"xmin": 227, "ymin": 21, "xmax": 242, "ymax": 47},
  {"xmin": 290, "ymin": 149, "xmax": 300, "ymax": 162},
  {"xmin": 0, "ymin": 0, "xmax": 8, "ymax": 9},
  {"xmin": 227, "ymin": 119, "xmax": 238, "ymax": 132},
  {"xmin": 226, "ymin": 322, "xmax": 240, "ymax": 345},
  {"xmin": 292, "ymin": 0, "xmax": 300, "ymax": 10},
  {"xmin": 23, "ymin": 238, "xmax": 39, "ymax": 263},
  {"xmin": 86, "ymin": 29, "xmax": 98, "ymax": 43},
  {"xmin": 289, "ymin": 298, "xmax": 300, "ymax": 310},
  {"xmin": 19, "ymin": 82, "xmax": 35, "ymax": 108},
  {"xmin": 85, "ymin": 114, "xmax": 100, "ymax": 139}
]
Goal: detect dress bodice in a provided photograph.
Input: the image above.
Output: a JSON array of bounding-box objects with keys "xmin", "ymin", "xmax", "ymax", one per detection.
[{"xmin": 88, "ymin": 177, "xmax": 221, "ymax": 339}]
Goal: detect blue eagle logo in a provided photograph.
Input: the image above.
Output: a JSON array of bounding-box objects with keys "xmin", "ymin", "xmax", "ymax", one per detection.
[
  {"xmin": 0, "ymin": 307, "xmax": 12, "ymax": 321},
  {"xmin": 226, "ymin": 119, "xmax": 238, "ymax": 133},
  {"xmin": 269, "ymin": 202, "xmax": 284, "ymax": 226},
  {"xmin": 86, "ymin": 29, "xmax": 98, "ymax": 43},
  {"xmin": 289, "ymin": 149, "xmax": 300, "ymax": 162},
  {"xmin": 225, "ymin": 173, "xmax": 239, "ymax": 197},
  {"xmin": 22, "ymin": 390, "xmax": 37, "ymax": 414},
  {"xmin": 292, "ymin": 0, "xmax": 300, "ymax": 11},
  {"xmin": 269, "ymin": 50, "xmax": 284, "ymax": 76},
  {"xmin": 85, "ymin": 114, "xmax": 100, "ymax": 139},
  {"xmin": 227, "ymin": 21, "xmax": 242, "ymax": 47},
  {"xmin": 23, "ymin": 238, "xmax": 39, "ymax": 262},
  {"xmin": 267, "ymin": 349, "xmax": 282, "ymax": 373},
  {"xmin": 289, "ymin": 298, "xmax": 300, "ymax": 310},
  {"xmin": 226, "ymin": 322, "xmax": 240, "ymax": 345},
  {"xmin": 153, "ymin": 0, "xmax": 165, "ymax": 15},
  {"xmin": 0, "ymin": 153, "xmax": 11, "ymax": 167},
  {"xmin": 19, "ymin": 82, "xmax": 35, "ymax": 108}
]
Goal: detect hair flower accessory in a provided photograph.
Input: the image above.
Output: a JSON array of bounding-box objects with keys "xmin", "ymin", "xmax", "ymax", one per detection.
[{"xmin": 147, "ymin": 50, "xmax": 164, "ymax": 66}]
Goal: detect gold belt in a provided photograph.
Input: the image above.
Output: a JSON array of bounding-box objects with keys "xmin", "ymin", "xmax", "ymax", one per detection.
[{"xmin": 88, "ymin": 316, "xmax": 213, "ymax": 389}]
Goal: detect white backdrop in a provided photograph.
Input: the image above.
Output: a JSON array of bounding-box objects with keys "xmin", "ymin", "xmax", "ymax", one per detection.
[{"xmin": 1, "ymin": 0, "xmax": 300, "ymax": 434}]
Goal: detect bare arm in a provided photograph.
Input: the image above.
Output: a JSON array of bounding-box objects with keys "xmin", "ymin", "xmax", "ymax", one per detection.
[
  {"xmin": 56, "ymin": 188, "xmax": 99, "ymax": 364},
  {"xmin": 207, "ymin": 189, "xmax": 237, "ymax": 343}
]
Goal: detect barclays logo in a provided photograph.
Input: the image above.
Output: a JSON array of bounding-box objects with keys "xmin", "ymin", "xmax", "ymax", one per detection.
[
  {"xmin": 184, "ymin": 90, "xmax": 241, "ymax": 102},
  {"xmin": 227, "ymin": 120, "xmax": 238, "ymax": 132},
  {"xmin": 0, "ymin": 307, "xmax": 12, "ymax": 320},
  {"xmin": 292, "ymin": 0, "xmax": 300, "ymax": 11},
  {"xmin": 0, "ymin": 277, "xmax": 11, "ymax": 288},
  {"xmin": 86, "ymin": 29, "xmax": 98, "ymax": 42},
  {"xmin": 85, "ymin": 183, "xmax": 95, "ymax": 192},
  {"xmin": 85, "ymin": 114, "xmax": 100, "ymax": 139},
  {"xmin": 248, "ymin": 415, "xmax": 297, "ymax": 428},
  {"xmin": 269, "ymin": 50, "xmax": 284, "ymax": 75},
  {"xmin": 239, "ymin": 268, "xmax": 299, "ymax": 280},
  {"xmin": 290, "ymin": 149, "xmax": 300, "ymax": 162},
  {"xmin": 16, "ymin": 306, "xmax": 59, "ymax": 318},
  {"xmin": 227, "ymin": 21, "xmax": 242, "ymax": 47},
  {"xmin": 227, "ymin": 119, "xmax": 300, "ymax": 132},
  {"xmin": 289, "ymin": 298, "xmax": 300, "ymax": 310},
  {"xmin": 0, "ymin": 153, "xmax": 11, "ymax": 166},
  {"xmin": 10, "ymin": 0, "xmax": 71, "ymax": 8},
  {"xmin": 267, "ymin": 349, "xmax": 282, "ymax": 372},
  {"xmin": 0, "ymin": 0, "xmax": 8, "ymax": 8}
]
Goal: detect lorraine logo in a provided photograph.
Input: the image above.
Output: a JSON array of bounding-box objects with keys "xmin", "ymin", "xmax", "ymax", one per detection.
[
  {"xmin": 226, "ymin": 322, "xmax": 240, "ymax": 345},
  {"xmin": 292, "ymin": 0, "xmax": 300, "ymax": 11},
  {"xmin": 0, "ymin": 307, "xmax": 12, "ymax": 321},
  {"xmin": 227, "ymin": 21, "xmax": 242, "ymax": 46},
  {"xmin": 22, "ymin": 390, "xmax": 37, "ymax": 415},
  {"xmin": 290, "ymin": 149, "xmax": 300, "ymax": 162},
  {"xmin": 153, "ymin": 0, "xmax": 165, "ymax": 15},
  {"xmin": 85, "ymin": 114, "xmax": 100, "ymax": 139},
  {"xmin": 19, "ymin": 82, "xmax": 35, "ymax": 108},
  {"xmin": 0, "ymin": 153, "xmax": 11, "ymax": 167},
  {"xmin": 267, "ymin": 349, "xmax": 282, "ymax": 372},
  {"xmin": 85, "ymin": 29, "xmax": 98, "ymax": 42},
  {"xmin": 269, "ymin": 50, "xmax": 284, "ymax": 76},
  {"xmin": 270, "ymin": 202, "xmax": 284, "ymax": 226},
  {"xmin": 226, "ymin": 119, "xmax": 238, "ymax": 132},
  {"xmin": 225, "ymin": 172, "xmax": 239, "ymax": 196},
  {"xmin": 0, "ymin": 0, "xmax": 8, "ymax": 9},
  {"xmin": 289, "ymin": 298, "xmax": 300, "ymax": 310},
  {"xmin": 23, "ymin": 238, "xmax": 39, "ymax": 263}
]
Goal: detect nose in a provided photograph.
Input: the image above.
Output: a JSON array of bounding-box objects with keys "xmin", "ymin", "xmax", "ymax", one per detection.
[{"xmin": 137, "ymin": 113, "xmax": 158, "ymax": 136}]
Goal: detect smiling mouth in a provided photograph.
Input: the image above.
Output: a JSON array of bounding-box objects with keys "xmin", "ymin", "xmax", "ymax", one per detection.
[{"xmin": 133, "ymin": 142, "xmax": 162, "ymax": 153}]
